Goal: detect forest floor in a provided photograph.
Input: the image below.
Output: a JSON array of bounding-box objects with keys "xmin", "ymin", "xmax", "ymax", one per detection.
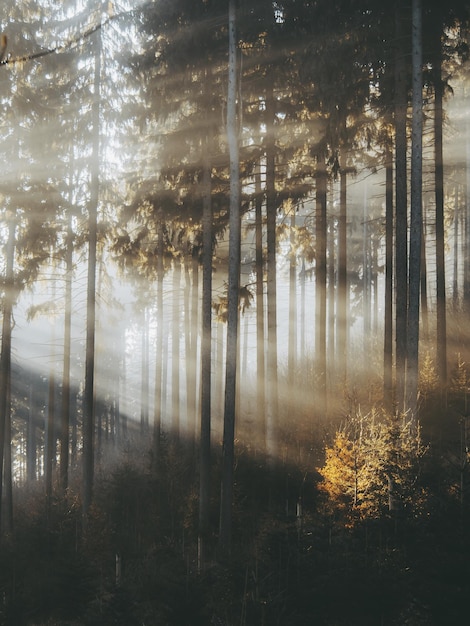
[{"xmin": 1, "ymin": 391, "xmax": 470, "ymax": 625}]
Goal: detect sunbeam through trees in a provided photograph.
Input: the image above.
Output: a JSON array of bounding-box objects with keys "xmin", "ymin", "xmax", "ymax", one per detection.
[{"xmin": 1, "ymin": 0, "xmax": 470, "ymax": 623}]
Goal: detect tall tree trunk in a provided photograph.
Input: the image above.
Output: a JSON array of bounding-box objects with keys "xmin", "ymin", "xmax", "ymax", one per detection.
[
  {"xmin": 337, "ymin": 150, "xmax": 348, "ymax": 381},
  {"xmin": 153, "ymin": 212, "xmax": 164, "ymax": 461},
  {"xmin": 255, "ymin": 164, "xmax": 266, "ymax": 451},
  {"xmin": 219, "ymin": 0, "xmax": 240, "ymax": 558},
  {"xmin": 27, "ymin": 374, "xmax": 37, "ymax": 482},
  {"xmin": 406, "ymin": 0, "xmax": 423, "ymax": 420},
  {"xmin": 327, "ymin": 214, "xmax": 335, "ymax": 381},
  {"xmin": 172, "ymin": 257, "xmax": 181, "ymax": 438},
  {"xmin": 288, "ymin": 211, "xmax": 297, "ymax": 387},
  {"xmin": 265, "ymin": 82, "xmax": 279, "ymax": 458},
  {"xmin": 189, "ymin": 247, "xmax": 200, "ymax": 441},
  {"xmin": 464, "ymin": 103, "xmax": 470, "ymax": 313},
  {"xmin": 83, "ymin": 17, "xmax": 101, "ymax": 515},
  {"xmin": 421, "ymin": 221, "xmax": 429, "ymax": 341},
  {"xmin": 60, "ymin": 207, "xmax": 73, "ymax": 493},
  {"xmin": 394, "ymin": 0, "xmax": 409, "ymax": 413},
  {"xmin": 140, "ymin": 307, "xmax": 149, "ymax": 435},
  {"xmin": 46, "ymin": 328, "xmax": 56, "ymax": 525},
  {"xmin": 384, "ymin": 143, "xmax": 394, "ymax": 410},
  {"xmin": 198, "ymin": 132, "xmax": 212, "ymax": 571},
  {"xmin": 0, "ymin": 216, "xmax": 15, "ymax": 536},
  {"xmin": 434, "ymin": 42, "xmax": 447, "ymax": 388},
  {"xmin": 3, "ymin": 372, "xmax": 12, "ymax": 535},
  {"xmin": 315, "ymin": 157, "xmax": 327, "ymax": 419},
  {"xmin": 453, "ymin": 186, "xmax": 459, "ymax": 311}
]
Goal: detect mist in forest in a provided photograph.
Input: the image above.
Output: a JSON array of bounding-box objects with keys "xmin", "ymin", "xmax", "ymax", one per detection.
[{"xmin": 2, "ymin": 2, "xmax": 470, "ymax": 624}]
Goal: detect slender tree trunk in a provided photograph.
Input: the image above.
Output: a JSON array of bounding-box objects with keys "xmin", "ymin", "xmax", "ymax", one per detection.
[
  {"xmin": 464, "ymin": 103, "xmax": 470, "ymax": 312},
  {"xmin": 0, "ymin": 216, "xmax": 15, "ymax": 536},
  {"xmin": 265, "ymin": 82, "xmax": 279, "ymax": 458},
  {"xmin": 315, "ymin": 157, "xmax": 327, "ymax": 418},
  {"xmin": 153, "ymin": 212, "xmax": 164, "ymax": 461},
  {"xmin": 384, "ymin": 144, "xmax": 394, "ymax": 409},
  {"xmin": 434, "ymin": 43, "xmax": 447, "ymax": 388},
  {"xmin": 140, "ymin": 307, "xmax": 149, "ymax": 435},
  {"xmin": 421, "ymin": 220, "xmax": 429, "ymax": 341},
  {"xmin": 453, "ymin": 186, "xmax": 459, "ymax": 311},
  {"xmin": 300, "ymin": 257, "xmax": 306, "ymax": 365},
  {"xmin": 189, "ymin": 248, "xmax": 200, "ymax": 441},
  {"xmin": 172, "ymin": 257, "xmax": 181, "ymax": 438},
  {"xmin": 27, "ymin": 374, "xmax": 37, "ymax": 482},
  {"xmin": 337, "ymin": 151, "xmax": 348, "ymax": 381},
  {"xmin": 3, "ymin": 372, "xmax": 12, "ymax": 535},
  {"xmin": 288, "ymin": 211, "xmax": 297, "ymax": 387},
  {"xmin": 255, "ymin": 164, "xmax": 266, "ymax": 451},
  {"xmin": 198, "ymin": 132, "xmax": 212, "ymax": 571},
  {"xmin": 60, "ymin": 208, "xmax": 73, "ymax": 493},
  {"xmin": 83, "ymin": 18, "xmax": 101, "ymax": 515},
  {"xmin": 46, "ymin": 326, "xmax": 56, "ymax": 525},
  {"xmin": 405, "ymin": 0, "xmax": 423, "ymax": 420},
  {"xmin": 394, "ymin": 0, "xmax": 409, "ymax": 413},
  {"xmin": 219, "ymin": 0, "xmax": 240, "ymax": 558},
  {"xmin": 327, "ymin": 214, "xmax": 335, "ymax": 380}
]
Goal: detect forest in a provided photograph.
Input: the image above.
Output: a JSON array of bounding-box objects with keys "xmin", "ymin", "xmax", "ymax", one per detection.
[{"xmin": 1, "ymin": 0, "xmax": 470, "ymax": 624}]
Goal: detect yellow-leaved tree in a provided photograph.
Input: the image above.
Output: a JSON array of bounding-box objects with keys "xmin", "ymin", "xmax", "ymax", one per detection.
[{"xmin": 319, "ymin": 410, "xmax": 427, "ymax": 526}]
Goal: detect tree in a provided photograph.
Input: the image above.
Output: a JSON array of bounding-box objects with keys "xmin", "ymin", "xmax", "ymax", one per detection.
[
  {"xmin": 405, "ymin": 0, "xmax": 423, "ymax": 420},
  {"xmin": 219, "ymin": 0, "xmax": 240, "ymax": 558},
  {"xmin": 83, "ymin": 3, "xmax": 102, "ymax": 515}
]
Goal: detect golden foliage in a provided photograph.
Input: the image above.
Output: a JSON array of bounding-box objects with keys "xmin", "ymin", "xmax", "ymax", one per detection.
[{"xmin": 319, "ymin": 410, "xmax": 426, "ymax": 525}]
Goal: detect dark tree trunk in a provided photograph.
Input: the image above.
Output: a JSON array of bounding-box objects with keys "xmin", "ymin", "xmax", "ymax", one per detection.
[
  {"xmin": 189, "ymin": 248, "xmax": 200, "ymax": 440},
  {"xmin": 265, "ymin": 83, "xmax": 279, "ymax": 459},
  {"xmin": 172, "ymin": 257, "xmax": 181, "ymax": 438},
  {"xmin": 140, "ymin": 307, "xmax": 149, "ymax": 435},
  {"xmin": 394, "ymin": 0, "xmax": 409, "ymax": 413},
  {"xmin": 219, "ymin": 0, "xmax": 240, "ymax": 558},
  {"xmin": 60, "ymin": 209, "xmax": 73, "ymax": 493},
  {"xmin": 434, "ymin": 45, "xmax": 447, "ymax": 388},
  {"xmin": 198, "ymin": 131, "xmax": 212, "ymax": 571},
  {"xmin": 83, "ymin": 21, "xmax": 101, "ymax": 515},
  {"xmin": 0, "ymin": 217, "xmax": 15, "ymax": 536},
  {"xmin": 337, "ymin": 152, "xmax": 348, "ymax": 381},
  {"xmin": 406, "ymin": 0, "xmax": 423, "ymax": 419},
  {"xmin": 384, "ymin": 144, "xmax": 394, "ymax": 410},
  {"xmin": 421, "ymin": 222, "xmax": 429, "ymax": 341},
  {"xmin": 315, "ymin": 157, "xmax": 327, "ymax": 418},
  {"xmin": 453, "ymin": 186, "xmax": 459, "ymax": 311},
  {"xmin": 288, "ymin": 211, "xmax": 297, "ymax": 387},
  {"xmin": 327, "ymin": 214, "xmax": 335, "ymax": 380},
  {"xmin": 153, "ymin": 212, "xmax": 164, "ymax": 461},
  {"xmin": 255, "ymin": 164, "xmax": 266, "ymax": 451},
  {"xmin": 27, "ymin": 375, "xmax": 37, "ymax": 482}
]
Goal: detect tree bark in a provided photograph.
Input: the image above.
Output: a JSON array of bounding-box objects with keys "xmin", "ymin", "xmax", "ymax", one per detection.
[
  {"xmin": 337, "ymin": 152, "xmax": 348, "ymax": 381},
  {"xmin": 315, "ymin": 157, "xmax": 327, "ymax": 419},
  {"xmin": 83, "ymin": 17, "xmax": 101, "ymax": 515},
  {"xmin": 265, "ymin": 82, "xmax": 279, "ymax": 459},
  {"xmin": 394, "ymin": 0, "xmax": 409, "ymax": 413},
  {"xmin": 219, "ymin": 0, "xmax": 240, "ymax": 558},
  {"xmin": 384, "ymin": 143, "xmax": 394, "ymax": 410},
  {"xmin": 198, "ymin": 131, "xmax": 213, "ymax": 571},
  {"xmin": 171, "ymin": 257, "xmax": 181, "ymax": 438},
  {"xmin": 405, "ymin": 0, "xmax": 423, "ymax": 420},
  {"xmin": 288, "ymin": 211, "xmax": 297, "ymax": 387},
  {"xmin": 60, "ymin": 206, "xmax": 73, "ymax": 493},
  {"xmin": 153, "ymin": 212, "xmax": 164, "ymax": 462},
  {"xmin": 434, "ymin": 37, "xmax": 447, "ymax": 388},
  {"xmin": 0, "ymin": 216, "xmax": 15, "ymax": 536},
  {"xmin": 255, "ymin": 163, "xmax": 266, "ymax": 451}
]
